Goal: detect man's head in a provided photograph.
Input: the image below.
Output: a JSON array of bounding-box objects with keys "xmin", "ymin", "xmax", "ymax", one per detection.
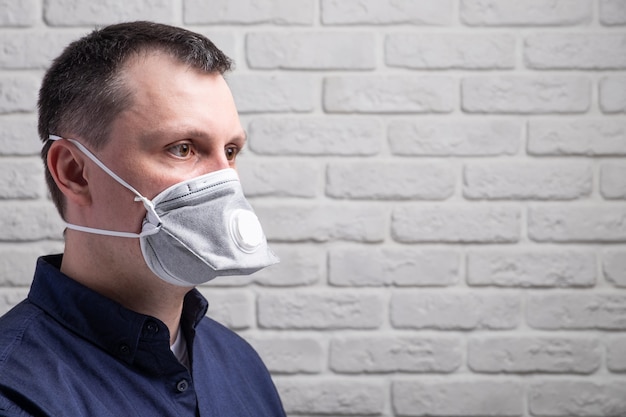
[{"xmin": 39, "ymin": 21, "xmax": 232, "ymax": 217}]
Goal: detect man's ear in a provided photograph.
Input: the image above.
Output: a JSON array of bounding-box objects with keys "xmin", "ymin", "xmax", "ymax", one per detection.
[{"xmin": 47, "ymin": 140, "xmax": 92, "ymax": 206}]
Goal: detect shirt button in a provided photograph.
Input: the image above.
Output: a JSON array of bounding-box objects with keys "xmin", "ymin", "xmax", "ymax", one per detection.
[
  {"xmin": 145, "ymin": 321, "xmax": 159, "ymax": 334},
  {"xmin": 176, "ymin": 379, "xmax": 189, "ymax": 393},
  {"xmin": 118, "ymin": 344, "xmax": 130, "ymax": 356}
]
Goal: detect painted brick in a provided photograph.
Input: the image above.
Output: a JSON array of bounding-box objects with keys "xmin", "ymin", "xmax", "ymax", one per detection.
[
  {"xmin": 198, "ymin": 289, "xmax": 253, "ymax": 330},
  {"xmin": 391, "ymin": 290, "xmax": 521, "ymax": 330},
  {"xmin": 468, "ymin": 336, "xmax": 601, "ymax": 373},
  {"xmin": 245, "ymin": 336, "xmax": 323, "ymax": 374},
  {"xmin": 254, "ymin": 203, "xmax": 386, "ymax": 242},
  {"xmin": 462, "ymin": 76, "xmax": 590, "ymax": 114},
  {"xmin": 393, "ymin": 379, "xmax": 524, "ymax": 416},
  {"xmin": 0, "ymin": 0, "xmax": 38, "ymax": 27},
  {"xmin": 386, "ymin": 33, "xmax": 515, "ymax": 69},
  {"xmin": 607, "ymin": 336, "xmax": 626, "ymax": 372},
  {"xmin": 388, "ymin": 119, "xmax": 521, "ymax": 156},
  {"xmin": 0, "ymin": 75, "xmax": 39, "ymax": 114},
  {"xmin": 0, "ymin": 158, "xmax": 46, "ymax": 199},
  {"xmin": 527, "ymin": 293, "xmax": 626, "ymax": 330},
  {"xmin": 276, "ymin": 378, "xmax": 385, "ymax": 415},
  {"xmin": 258, "ymin": 290, "xmax": 384, "ymax": 329},
  {"xmin": 526, "ymin": 33, "xmax": 626, "ymax": 69},
  {"xmin": 392, "ymin": 205, "xmax": 520, "ymax": 243},
  {"xmin": 44, "ymin": 0, "xmax": 175, "ymax": 26},
  {"xmin": 600, "ymin": 76, "xmax": 626, "ymax": 113},
  {"xmin": 248, "ymin": 117, "xmax": 383, "ymax": 156},
  {"xmin": 467, "ymin": 250, "xmax": 596, "ymax": 287},
  {"xmin": 245, "ymin": 244, "xmax": 323, "ymax": 287},
  {"xmin": 184, "ymin": 0, "xmax": 314, "ymax": 25},
  {"xmin": 321, "ymin": 0, "xmax": 453, "ymax": 25},
  {"xmin": 324, "ymin": 76, "xmax": 456, "ymax": 113},
  {"xmin": 329, "ymin": 247, "xmax": 460, "ymax": 287},
  {"xmin": 601, "ymin": 162, "xmax": 626, "ymax": 199},
  {"xmin": 529, "ymin": 381, "xmax": 626, "ymax": 416},
  {"xmin": 228, "ymin": 74, "xmax": 314, "ymax": 113},
  {"xmin": 330, "ymin": 336, "xmax": 462, "ymax": 373},
  {"xmin": 601, "ymin": 0, "xmax": 626, "ymax": 25},
  {"xmin": 461, "ymin": 0, "xmax": 591, "ymax": 26},
  {"xmin": 326, "ymin": 161, "xmax": 455, "ymax": 200},
  {"xmin": 0, "ymin": 288, "xmax": 29, "ymax": 315},
  {"xmin": 528, "ymin": 205, "xmax": 626, "ymax": 242},
  {"xmin": 0, "ymin": 242, "xmax": 64, "ymax": 286},
  {"xmin": 463, "ymin": 160, "xmax": 592, "ymax": 200},
  {"xmin": 247, "ymin": 32, "xmax": 375, "ymax": 70},
  {"xmin": 0, "ymin": 202, "xmax": 64, "ymax": 241},
  {"xmin": 528, "ymin": 118, "xmax": 626, "ymax": 156},
  {"xmin": 1, "ymin": 5, "xmax": 625, "ymax": 417},
  {"xmin": 0, "ymin": 115, "xmax": 40, "ymax": 156},
  {"xmin": 0, "ymin": 32, "xmax": 79, "ymax": 69},
  {"xmin": 604, "ymin": 251, "xmax": 626, "ymax": 288},
  {"xmin": 239, "ymin": 159, "xmax": 320, "ymax": 198}
]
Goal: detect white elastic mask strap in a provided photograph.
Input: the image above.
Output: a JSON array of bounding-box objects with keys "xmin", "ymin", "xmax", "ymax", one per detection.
[
  {"xmin": 47, "ymin": 135, "xmax": 161, "ymax": 238},
  {"xmin": 48, "ymin": 135, "xmax": 144, "ymax": 199},
  {"xmin": 64, "ymin": 223, "xmax": 144, "ymax": 238}
]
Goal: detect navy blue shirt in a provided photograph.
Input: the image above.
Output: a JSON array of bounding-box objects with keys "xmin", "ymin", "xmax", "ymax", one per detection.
[{"xmin": 0, "ymin": 255, "xmax": 285, "ymax": 417}]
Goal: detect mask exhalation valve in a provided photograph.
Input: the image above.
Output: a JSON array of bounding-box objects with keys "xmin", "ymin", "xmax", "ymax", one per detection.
[{"xmin": 230, "ymin": 209, "xmax": 264, "ymax": 253}]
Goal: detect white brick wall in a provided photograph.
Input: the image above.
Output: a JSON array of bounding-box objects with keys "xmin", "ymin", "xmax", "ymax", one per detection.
[{"xmin": 0, "ymin": 1, "xmax": 625, "ymax": 416}]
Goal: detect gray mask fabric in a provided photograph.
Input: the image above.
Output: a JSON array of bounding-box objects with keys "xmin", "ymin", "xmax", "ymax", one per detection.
[{"xmin": 48, "ymin": 135, "xmax": 279, "ymax": 286}]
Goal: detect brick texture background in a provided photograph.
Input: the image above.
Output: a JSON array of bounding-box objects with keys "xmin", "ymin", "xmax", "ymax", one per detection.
[{"xmin": 1, "ymin": 0, "xmax": 626, "ymax": 416}]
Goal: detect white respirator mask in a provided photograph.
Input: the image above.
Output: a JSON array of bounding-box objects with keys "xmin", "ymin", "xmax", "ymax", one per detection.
[{"xmin": 48, "ymin": 135, "xmax": 279, "ymax": 287}]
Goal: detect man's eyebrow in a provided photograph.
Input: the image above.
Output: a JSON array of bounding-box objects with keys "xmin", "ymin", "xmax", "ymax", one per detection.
[{"xmin": 138, "ymin": 128, "xmax": 248, "ymax": 143}]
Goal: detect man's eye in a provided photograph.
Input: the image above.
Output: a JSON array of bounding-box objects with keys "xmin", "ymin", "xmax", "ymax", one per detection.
[
  {"xmin": 168, "ymin": 143, "xmax": 192, "ymax": 158},
  {"xmin": 225, "ymin": 146, "xmax": 239, "ymax": 161}
]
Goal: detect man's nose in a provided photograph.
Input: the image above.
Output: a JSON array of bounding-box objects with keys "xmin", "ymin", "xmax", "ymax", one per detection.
[{"xmin": 204, "ymin": 152, "xmax": 231, "ymax": 173}]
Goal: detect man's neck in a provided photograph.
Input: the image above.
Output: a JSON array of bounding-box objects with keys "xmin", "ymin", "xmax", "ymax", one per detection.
[{"xmin": 61, "ymin": 234, "xmax": 191, "ymax": 345}]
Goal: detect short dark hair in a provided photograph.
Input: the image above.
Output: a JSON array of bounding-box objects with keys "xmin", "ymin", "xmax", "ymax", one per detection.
[{"xmin": 38, "ymin": 21, "xmax": 233, "ymax": 217}]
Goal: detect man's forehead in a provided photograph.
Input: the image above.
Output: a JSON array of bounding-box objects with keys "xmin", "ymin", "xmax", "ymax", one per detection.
[{"xmin": 119, "ymin": 52, "xmax": 227, "ymax": 101}]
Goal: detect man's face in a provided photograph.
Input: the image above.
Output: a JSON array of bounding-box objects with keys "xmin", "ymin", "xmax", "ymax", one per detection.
[{"xmin": 83, "ymin": 51, "xmax": 245, "ymax": 245}]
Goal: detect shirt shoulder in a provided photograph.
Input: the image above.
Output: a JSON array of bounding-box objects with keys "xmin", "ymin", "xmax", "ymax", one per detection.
[
  {"xmin": 0, "ymin": 300, "xmax": 44, "ymax": 367},
  {"xmin": 0, "ymin": 301, "xmax": 46, "ymax": 417},
  {"xmin": 195, "ymin": 315, "xmax": 264, "ymax": 364},
  {"xmin": 192, "ymin": 316, "xmax": 286, "ymax": 417}
]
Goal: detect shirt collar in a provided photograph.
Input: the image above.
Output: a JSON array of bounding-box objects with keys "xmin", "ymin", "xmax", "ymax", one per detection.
[{"xmin": 27, "ymin": 254, "xmax": 209, "ymax": 368}]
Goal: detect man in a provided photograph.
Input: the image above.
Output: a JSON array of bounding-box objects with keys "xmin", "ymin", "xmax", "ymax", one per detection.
[{"xmin": 0, "ymin": 21, "xmax": 285, "ymax": 417}]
